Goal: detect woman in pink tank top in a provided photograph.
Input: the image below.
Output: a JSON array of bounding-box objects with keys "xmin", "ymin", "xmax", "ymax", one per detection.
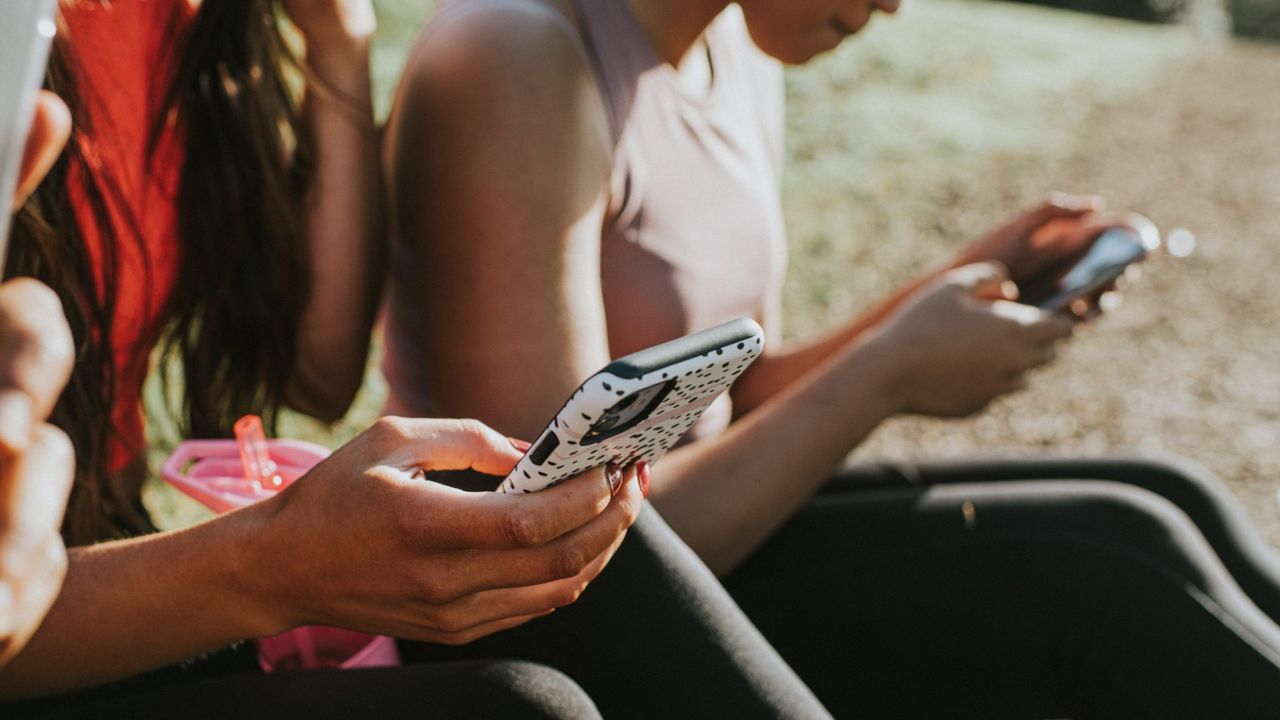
[{"xmin": 384, "ymin": 0, "xmax": 1280, "ymax": 715}]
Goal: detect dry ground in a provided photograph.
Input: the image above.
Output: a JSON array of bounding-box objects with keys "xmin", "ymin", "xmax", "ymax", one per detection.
[
  {"xmin": 145, "ymin": 0, "xmax": 1280, "ymax": 549},
  {"xmin": 793, "ymin": 4, "xmax": 1280, "ymax": 545}
]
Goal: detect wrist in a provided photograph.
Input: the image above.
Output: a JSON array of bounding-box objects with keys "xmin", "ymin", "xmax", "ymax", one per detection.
[
  {"xmin": 212, "ymin": 496, "xmax": 298, "ymax": 637},
  {"xmin": 304, "ymin": 33, "xmax": 372, "ymax": 83},
  {"xmin": 849, "ymin": 328, "xmax": 914, "ymax": 418}
]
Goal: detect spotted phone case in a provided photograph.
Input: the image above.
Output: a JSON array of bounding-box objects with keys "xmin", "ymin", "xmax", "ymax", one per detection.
[{"xmin": 500, "ymin": 318, "xmax": 765, "ymax": 493}]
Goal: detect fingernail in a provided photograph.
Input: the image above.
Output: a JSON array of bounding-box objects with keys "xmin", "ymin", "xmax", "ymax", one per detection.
[
  {"xmin": 508, "ymin": 437, "xmax": 532, "ymax": 453},
  {"xmin": 1000, "ymin": 280, "xmax": 1019, "ymax": 301},
  {"xmin": 605, "ymin": 463, "xmax": 623, "ymax": 496},
  {"xmin": 0, "ymin": 391, "xmax": 34, "ymax": 453},
  {"xmin": 637, "ymin": 461, "xmax": 651, "ymax": 498}
]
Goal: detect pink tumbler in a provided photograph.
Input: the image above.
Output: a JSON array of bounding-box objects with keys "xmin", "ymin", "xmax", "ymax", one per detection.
[{"xmin": 160, "ymin": 416, "xmax": 399, "ymax": 671}]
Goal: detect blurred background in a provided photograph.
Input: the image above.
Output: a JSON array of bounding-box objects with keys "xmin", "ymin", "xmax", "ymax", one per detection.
[{"xmin": 146, "ymin": 0, "xmax": 1280, "ymax": 547}]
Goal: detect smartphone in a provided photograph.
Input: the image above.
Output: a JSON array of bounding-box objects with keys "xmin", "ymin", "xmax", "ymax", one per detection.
[
  {"xmin": 1036, "ymin": 227, "xmax": 1159, "ymax": 312},
  {"xmin": 0, "ymin": 0, "xmax": 60, "ymax": 263},
  {"xmin": 500, "ymin": 318, "xmax": 765, "ymax": 494}
]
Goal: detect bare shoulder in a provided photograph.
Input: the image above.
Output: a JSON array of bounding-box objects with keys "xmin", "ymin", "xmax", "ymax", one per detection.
[
  {"xmin": 385, "ymin": 0, "xmax": 611, "ymax": 253},
  {"xmin": 388, "ymin": 0, "xmax": 610, "ymax": 179},
  {"xmin": 401, "ymin": 0, "xmax": 596, "ymax": 105}
]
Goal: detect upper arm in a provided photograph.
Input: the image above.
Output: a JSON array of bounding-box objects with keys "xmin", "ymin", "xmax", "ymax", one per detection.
[{"xmin": 385, "ymin": 4, "xmax": 614, "ymax": 439}]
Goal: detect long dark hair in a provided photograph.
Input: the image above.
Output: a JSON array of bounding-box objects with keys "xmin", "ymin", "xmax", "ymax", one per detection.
[{"xmin": 7, "ymin": 0, "xmax": 313, "ymax": 544}]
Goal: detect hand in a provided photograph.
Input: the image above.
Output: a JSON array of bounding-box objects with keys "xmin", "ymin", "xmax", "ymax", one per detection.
[
  {"xmin": 953, "ymin": 192, "xmax": 1105, "ymax": 290},
  {"xmin": 955, "ymin": 194, "xmax": 1161, "ymax": 315},
  {"xmin": 0, "ymin": 90, "xmax": 75, "ymax": 668},
  {"xmin": 278, "ymin": 0, "xmax": 376, "ymax": 52},
  {"xmin": 253, "ymin": 417, "xmax": 647, "ymax": 645},
  {"xmin": 0, "ymin": 281, "xmax": 77, "ymax": 667},
  {"xmin": 874, "ymin": 263, "xmax": 1074, "ymax": 417}
]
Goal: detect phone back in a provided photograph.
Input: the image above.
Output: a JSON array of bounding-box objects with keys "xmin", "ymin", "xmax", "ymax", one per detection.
[{"xmin": 501, "ymin": 318, "xmax": 764, "ymax": 493}]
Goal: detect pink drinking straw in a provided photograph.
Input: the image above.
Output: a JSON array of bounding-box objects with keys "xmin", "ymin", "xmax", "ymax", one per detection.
[{"xmin": 234, "ymin": 415, "xmax": 284, "ymax": 492}]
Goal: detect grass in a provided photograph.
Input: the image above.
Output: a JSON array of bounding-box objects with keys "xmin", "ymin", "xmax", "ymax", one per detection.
[{"xmin": 147, "ymin": 0, "xmax": 1266, "ymax": 533}]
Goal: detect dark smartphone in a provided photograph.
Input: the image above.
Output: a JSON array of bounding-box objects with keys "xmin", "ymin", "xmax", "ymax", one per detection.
[{"xmin": 1036, "ymin": 227, "xmax": 1157, "ymax": 311}]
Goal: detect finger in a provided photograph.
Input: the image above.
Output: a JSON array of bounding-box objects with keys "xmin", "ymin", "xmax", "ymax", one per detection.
[
  {"xmin": 0, "ymin": 532, "xmax": 65, "ymax": 656},
  {"xmin": 403, "ymin": 463, "xmax": 620, "ymax": 551},
  {"xmin": 0, "ymin": 281, "xmax": 75, "ymax": 450},
  {"xmin": 983, "ymin": 194, "xmax": 1103, "ymax": 250},
  {"xmin": 420, "ymin": 611, "xmax": 551, "ymax": 646},
  {"xmin": 974, "ymin": 278, "xmax": 1020, "ymax": 302},
  {"xmin": 423, "ymin": 529, "xmax": 622, "ymax": 634},
  {"xmin": 1021, "ymin": 314, "xmax": 1075, "ymax": 344},
  {"xmin": 987, "ymin": 298, "xmax": 1043, "ymax": 325},
  {"xmin": 14, "ymin": 92, "xmax": 71, "ymax": 211},
  {"xmin": 946, "ymin": 262, "xmax": 1010, "ymax": 296},
  {"xmin": 427, "ymin": 468, "xmax": 642, "ymax": 596},
  {"xmin": 0, "ymin": 425, "xmax": 73, "ymax": 642},
  {"xmin": 1020, "ymin": 342, "xmax": 1059, "ymax": 371},
  {"xmin": 0, "ymin": 424, "xmax": 75, "ymax": 545},
  {"xmin": 370, "ymin": 417, "xmax": 524, "ymax": 475}
]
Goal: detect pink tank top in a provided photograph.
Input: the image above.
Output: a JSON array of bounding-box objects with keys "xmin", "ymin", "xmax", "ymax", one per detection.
[{"xmin": 383, "ymin": 0, "xmax": 788, "ymax": 442}]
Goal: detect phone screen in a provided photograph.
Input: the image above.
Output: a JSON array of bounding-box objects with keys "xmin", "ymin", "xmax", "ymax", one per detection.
[
  {"xmin": 0, "ymin": 0, "xmax": 59, "ymax": 264},
  {"xmin": 1037, "ymin": 228, "xmax": 1148, "ymax": 311}
]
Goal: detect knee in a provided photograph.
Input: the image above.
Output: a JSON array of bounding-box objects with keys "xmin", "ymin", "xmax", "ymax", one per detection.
[
  {"xmin": 1106, "ymin": 453, "xmax": 1238, "ymax": 513},
  {"xmin": 476, "ymin": 660, "xmax": 601, "ymax": 720},
  {"xmin": 1051, "ymin": 481, "xmax": 1217, "ymax": 581}
]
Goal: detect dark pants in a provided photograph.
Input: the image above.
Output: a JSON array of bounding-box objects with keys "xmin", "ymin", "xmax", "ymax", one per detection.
[
  {"xmin": 10, "ymin": 510, "xmax": 829, "ymax": 720},
  {"xmin": 13, "ymin": 457, "xmax": 1280, "ymax": 719},
  {"xmin": 725, "ymin": 457, "xmax": 1280, "ymax": 719}
]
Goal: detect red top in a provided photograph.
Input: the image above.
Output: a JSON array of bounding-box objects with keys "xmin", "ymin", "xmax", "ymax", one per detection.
[{"xmin": 62, "ymin": 0, "xmax": 194, "ymax": 472}]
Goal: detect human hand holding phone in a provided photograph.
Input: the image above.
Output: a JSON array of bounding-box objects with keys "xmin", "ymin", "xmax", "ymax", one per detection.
[
  {"xmin": 0, "ymin": 1, "xmax": 75, "ymax": 666},
  {"xmin": 246, "ymin": 418, "xmax": 646, "ymax": 645},
  {"xmin": 874, "ymin": 263, "xmax": 1074, "ymax": 418},
  {"xmin": 0, "ymin": 96, "xmax": 73, "ymax": 667},
  {"xmin": 0, "ymin": 278, "xmax": 75, "ymax": 667},
  {"xmin": 955, "ymin": 195, "xmax": 1160, "ymax": 316},
  {"xmin": 952, "ymin": 193, "xmax": 1106, "ymax": 290}
]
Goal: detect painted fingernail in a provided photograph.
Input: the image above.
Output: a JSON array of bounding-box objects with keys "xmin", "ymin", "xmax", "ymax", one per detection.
[
  {"xmin": 0, "ymin": 391, "xmax": 34, "ymax": 453},
  {"xmin": 508, "ymin": 437, "xmax": 532, "ymax": 453},
  {"xmin": 637, "ymin": 461, "xmax": 651, "ymax": 498},
  {"xmin": 605, "ymin": 463, "xmax": 623, "ymax": 496}
]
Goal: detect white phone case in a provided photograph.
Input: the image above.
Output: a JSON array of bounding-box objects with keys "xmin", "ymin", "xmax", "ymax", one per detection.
[
  {"xmin": 501, "ymin": 318, "xmax": 765, "ymax": 493},
  {"xmin": 0, "ymin": 0, "xmax": 59, "ymax": 261}
]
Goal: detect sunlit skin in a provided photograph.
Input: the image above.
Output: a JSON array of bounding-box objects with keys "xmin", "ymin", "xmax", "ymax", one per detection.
[
  {"xmin": 0, "ymin": 1, "xmax": 647, "ymax": 698},
  {"xmin": 738, "ymin": 0, "xmax": 902, "ymax": 64},
  {"xmin": 0, "ymin": 90, "xmax": 74, "ymax": 670},
  {"xmin": 386, "ymin": 0, "xmax": 1153, "ymax": 575}
]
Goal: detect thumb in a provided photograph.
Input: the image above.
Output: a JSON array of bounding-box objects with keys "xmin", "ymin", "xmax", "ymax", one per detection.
[{"xmin": 948, "ymin": 262, "xmax": 1016, "ymax": 300}]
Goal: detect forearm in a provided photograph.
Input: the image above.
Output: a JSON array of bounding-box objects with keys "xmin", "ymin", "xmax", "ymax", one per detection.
[
  {"xmin": 0, "ymin": 505, "xmax": 281, "ymax": 698},
  {"xmin": 287, "ymin": 37, "xmax": 385, "ymax": 420},
  {"xmin": 653, "ymin": 330, "xmax": 904, "ymax": 575},
  {"xmin": 731, "ymin": 272, "xmax": 938, "ymax": 416}
]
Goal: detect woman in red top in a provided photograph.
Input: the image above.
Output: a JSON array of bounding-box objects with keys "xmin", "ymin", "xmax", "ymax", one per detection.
[{"xmin": 0, "ymin": 1, "xmax": 662, "ymax": 713}]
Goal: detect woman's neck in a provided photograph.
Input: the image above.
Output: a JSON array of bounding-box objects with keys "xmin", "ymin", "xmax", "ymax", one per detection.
[{"xmin": 627, "ymin": 0, "xmax": 730, "ymax": 68}]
